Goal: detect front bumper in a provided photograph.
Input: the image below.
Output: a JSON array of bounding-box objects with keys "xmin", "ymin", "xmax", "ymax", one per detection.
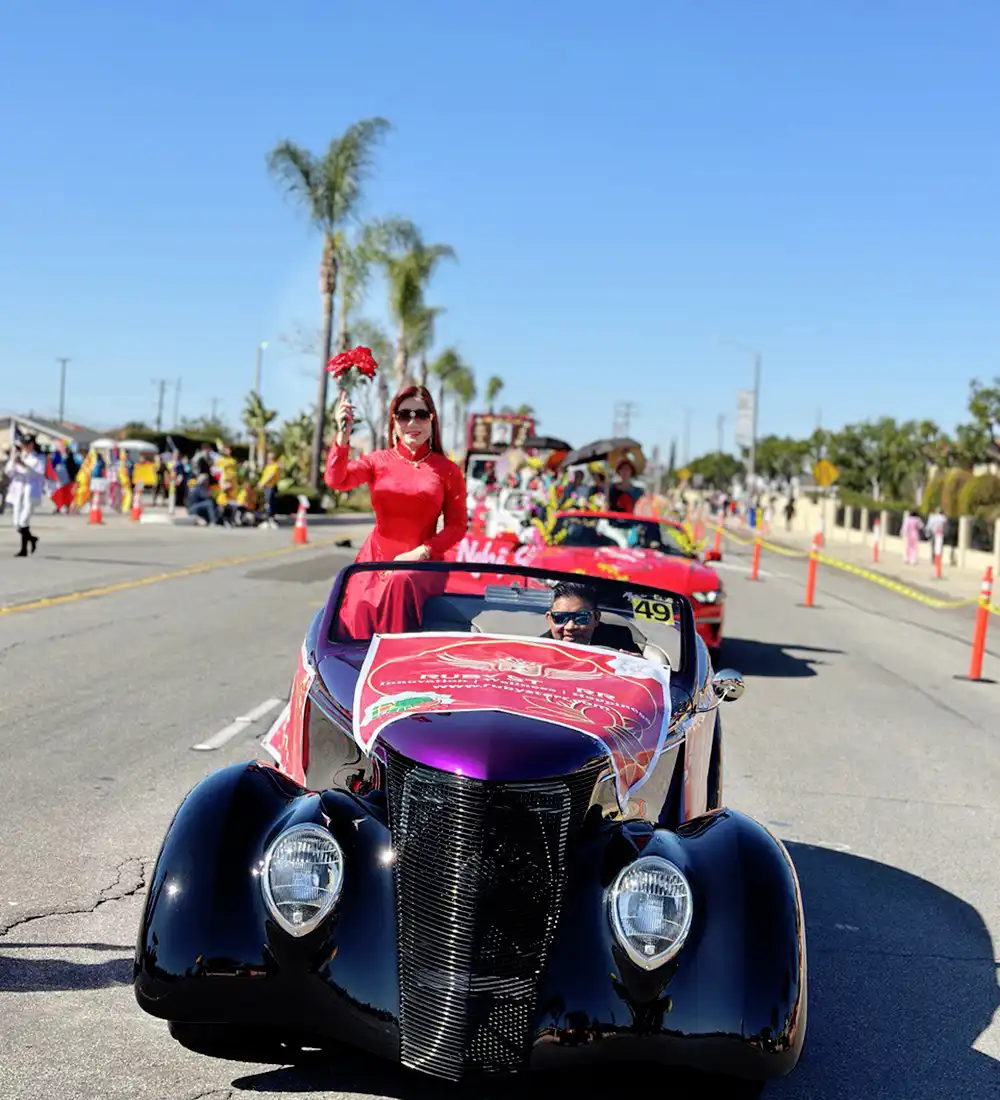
[{"xmin": 135, "ymin": 766, "xmax": 804, "ymax": 1084}]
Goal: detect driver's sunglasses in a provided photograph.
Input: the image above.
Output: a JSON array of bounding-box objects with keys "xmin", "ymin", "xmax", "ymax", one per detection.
[
  {"xmin": 548, "ymin": 609, "xmax": 595, "ymax": 626},
  {"xmin": 395, "ymin": 409, "xmax": 432, "ymax": 422}
]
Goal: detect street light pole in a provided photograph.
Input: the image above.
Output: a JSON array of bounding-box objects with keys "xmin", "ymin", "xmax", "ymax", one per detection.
[{"xmin": 720, "ymin": 339, "xmax": 762, "ymax": 492}]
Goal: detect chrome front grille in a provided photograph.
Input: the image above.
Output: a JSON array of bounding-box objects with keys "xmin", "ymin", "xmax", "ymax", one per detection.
[{"xmin": 386, "ymin": 752, "xmax": 598, "ymax": 1080}]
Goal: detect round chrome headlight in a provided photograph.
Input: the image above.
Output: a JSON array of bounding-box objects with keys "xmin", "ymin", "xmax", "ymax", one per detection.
[
  {"xmin": 261, "ymin": 824, "xmax": 344, "ymax": 937},
  {"xmin": 608, "ymin": 855, "xmax": 693, "ymax": 969}
]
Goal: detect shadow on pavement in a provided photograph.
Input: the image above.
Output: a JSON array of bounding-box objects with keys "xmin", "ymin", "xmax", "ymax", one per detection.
[
  {"xmin": 0, "ymin": 951, "xmax": 132, "ymax": 992},
  {"xmin": 227, "ymin": 845, "xmax": 998, "ymax": 1100},
  {"xmin": 721, "ymin": 637, "xmax": 842, "ymax": 678}
]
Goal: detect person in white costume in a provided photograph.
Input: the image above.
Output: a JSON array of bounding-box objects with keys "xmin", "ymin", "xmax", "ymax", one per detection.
[{"xmin": 5, "ymin": 433, "xmax": 46, "ymax": 557}]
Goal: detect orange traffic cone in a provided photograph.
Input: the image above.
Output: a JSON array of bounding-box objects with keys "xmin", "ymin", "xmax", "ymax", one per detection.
[
  {"xmin": 293, "ymin": 498, "xmax": 309, "ymax": 545},
  {"xmin": 89, "ymin": 498, "xmax": 103, "ymax": 525},
  {"xmin": 130, "ymin": 486, "xmax": 143, "ymax": 522}
]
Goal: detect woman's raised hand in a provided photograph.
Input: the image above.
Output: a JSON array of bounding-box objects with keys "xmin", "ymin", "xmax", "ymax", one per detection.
[{"xmin": 335, "ymin": 392, "xmax": 354, "ymax": 441}]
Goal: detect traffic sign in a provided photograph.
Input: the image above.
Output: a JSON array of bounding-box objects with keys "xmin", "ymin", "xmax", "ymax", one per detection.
[
  {"xmin": 813, "ymin": 459, "xmax": 839, "ymax": 487},
  {"xmin": 678, "ymin": 466, "xmax": 692, "ymax": 482}
]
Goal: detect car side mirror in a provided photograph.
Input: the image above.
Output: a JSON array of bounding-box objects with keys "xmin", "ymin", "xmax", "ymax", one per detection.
[
  {"xmin": 704, "ymin": 549, "xmax": 722, "ymax": 563},
  {"xmin": 712, "ymin": 668, "xmax": 744, "ymax": 702}
]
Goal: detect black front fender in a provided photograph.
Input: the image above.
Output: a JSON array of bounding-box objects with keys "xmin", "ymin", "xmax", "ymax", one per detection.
[
  {"xmin": 532, "ymin": 808, "xmax": 807, "ymax": 1079},
  {"xmin": 134, "ymin": 761, "xmax": 399, "ymax": 1059}
]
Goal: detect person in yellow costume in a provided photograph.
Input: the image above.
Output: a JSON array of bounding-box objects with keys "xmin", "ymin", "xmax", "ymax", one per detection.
[
  {"xmin": 257, "ymin": 451, "xmax": 282, "ymax": 529},
  {"xmin": 217, "ymin": 443, "xmax": 238, "ymax": 490}
]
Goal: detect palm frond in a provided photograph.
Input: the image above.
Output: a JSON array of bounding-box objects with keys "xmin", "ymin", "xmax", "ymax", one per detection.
[
  {"xmin": 319, "ymin": 117, "xmax": 392, "ymax": 229},
  {"xmin": 266, "ymin": 141, "xmax": 322, "ymax": 221}
]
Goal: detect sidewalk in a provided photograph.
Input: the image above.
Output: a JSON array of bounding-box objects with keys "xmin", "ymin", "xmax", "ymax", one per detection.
[{"xmin": 722, "ymin": 521, "xmax": 989, "ymax": 606}]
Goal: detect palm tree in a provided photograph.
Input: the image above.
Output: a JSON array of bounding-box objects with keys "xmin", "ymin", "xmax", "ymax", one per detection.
[
  {"xmin": 242, "ymin": 391, "xmax": 278, "ymax": 470},
  {"xmin": 429, "ymin": 348, "xmax": 468, "ymax": 440},
  {"xmin": 267, "ymin": 117, "xmax": 391, "ymax": 489},
  {"xmin": 279, "ymin": 412, "xmax": 315, "ymax": 487},
  {"xmin": 371, "ymin": 218, "xmax": 456, "ymax": 390},
  {"xmin": 485, "ymin": 375, "xmax": 504, "ymax": 411},
  {"xmin": 448, "ymin": 365, "xmax": 477, "ymax": 455},
  {"xmin": 407, "ymin": 304, "xmax": 446, "ymax": 387},
  {"xmin": 336, "ymin": 226, "xmax": 381, "ymax": 355}
]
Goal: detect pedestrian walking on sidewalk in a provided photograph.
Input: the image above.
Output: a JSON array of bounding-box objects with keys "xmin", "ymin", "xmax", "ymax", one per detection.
[
  {"xmin": 5, "ymin": 433, "xmax": 46, "ymax": 557},
  {"xmin": 901, "ymin": 510, "xmax": 924, "ymax": 566}
]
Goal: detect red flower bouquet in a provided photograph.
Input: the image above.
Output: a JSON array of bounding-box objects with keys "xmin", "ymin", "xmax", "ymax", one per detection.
[{"xmin": 327, "ymin": 345, "xmax": 379, "ymax": 382}]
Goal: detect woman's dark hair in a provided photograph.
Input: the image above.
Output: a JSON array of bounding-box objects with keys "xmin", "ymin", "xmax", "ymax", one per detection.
[
  {"xmin": 550, "ymin": 581, "xmax": 598, "ymax": 609},
  {"xmin": 388, "ymin": 385, "xmax": 444, "ymax": 454}
]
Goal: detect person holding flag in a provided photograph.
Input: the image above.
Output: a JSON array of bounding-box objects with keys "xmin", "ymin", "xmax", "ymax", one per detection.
[{"xmin": 5, "ymin": 429, "xmax": 46, "ymax": 556}]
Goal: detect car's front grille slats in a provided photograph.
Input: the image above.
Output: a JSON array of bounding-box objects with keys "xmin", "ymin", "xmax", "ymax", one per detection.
[{"xmin": 387, "ymin": 751, "xmax": 601, "ymax": 1080}]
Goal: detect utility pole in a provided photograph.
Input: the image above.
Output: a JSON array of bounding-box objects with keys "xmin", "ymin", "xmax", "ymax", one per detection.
[
  {"xmin": 717, "ymin": 413, "xmax": 725, "ymax": 454},
  {"xmin": 749, "ymin": 351, "xmax": 761, "ymax": 489},
  {"xmin": 152, "ymin": 378, "xmax": 168, "ymax": 432},
  {"xmin": 57, "ymin": 358, "xmax": 70, "ymax": 422},
  {"xmin": 254, "ymin": 341, "xmax": 268, "ymax": 396},
  {"xmin": 173, "ymin": 378, "xmax": 182, "ymax": 428},
  {"xmin": 612, "ymin": 401, "xmax": 639, "ymax": 437},
  {"xmin": 210, "ymin": 397, "xmax": 220, "ymax": 422}
]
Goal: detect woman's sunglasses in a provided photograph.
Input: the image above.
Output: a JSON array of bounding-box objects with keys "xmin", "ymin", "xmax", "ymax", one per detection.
[
  {"xmin": 548, "ymin": 609, "xmax": 595, "ymax": 626},
  {"xmin": 395, "ymin": 409, "xmax": 432, "ymax": 423}
]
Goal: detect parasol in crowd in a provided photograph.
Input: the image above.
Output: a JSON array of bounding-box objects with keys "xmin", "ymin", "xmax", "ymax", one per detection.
[
  {"xmin": 558, "ymin": 437, "xmax": 644, "ymax": 471},
  {"xmin": 524, "ymin": 435, "xmax": 572, "ymax": 453}
]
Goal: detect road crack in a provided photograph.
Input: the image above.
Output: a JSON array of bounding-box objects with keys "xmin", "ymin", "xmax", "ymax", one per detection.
[{"xmin": 0, "ymin": 856, "xmax": 153, "ymax": 938}]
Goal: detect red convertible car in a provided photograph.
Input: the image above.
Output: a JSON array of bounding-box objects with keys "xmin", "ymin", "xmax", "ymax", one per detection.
[{"xmin": 451, "ymin": 511, "xmax": 726, "ymax": 657}]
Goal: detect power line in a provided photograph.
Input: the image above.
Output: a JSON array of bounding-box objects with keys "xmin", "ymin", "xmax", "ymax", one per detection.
[{"xmin": 612, "ymin": 401, "xmax": 639, "ymax": 437}]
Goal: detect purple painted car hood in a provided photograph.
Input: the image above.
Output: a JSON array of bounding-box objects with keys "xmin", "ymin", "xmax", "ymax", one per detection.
[{"xmin": 317, "ymin": 650, "xmax": 609, "ymax": 782}]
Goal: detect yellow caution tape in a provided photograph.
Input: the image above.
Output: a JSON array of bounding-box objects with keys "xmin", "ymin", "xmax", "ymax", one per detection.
[{"xmin": 708, "ymin": 524, "xmax": 999, "ymax": 615}]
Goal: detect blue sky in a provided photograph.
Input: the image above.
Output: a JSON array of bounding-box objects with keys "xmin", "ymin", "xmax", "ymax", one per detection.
[{"xmin": 1, "ymin": 0, "xmax": 997, "ymax": 461}]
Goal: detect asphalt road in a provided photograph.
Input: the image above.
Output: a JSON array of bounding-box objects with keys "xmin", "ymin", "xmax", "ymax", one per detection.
[{"xmin": 1, "ymin": 523, "xmax": 997, "ymax": 1100}]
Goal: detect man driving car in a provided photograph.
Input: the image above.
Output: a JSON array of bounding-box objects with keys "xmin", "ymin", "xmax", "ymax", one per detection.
[{"xmin": 543, "ymin": 581, "xmax": 642, "ymax": 654}]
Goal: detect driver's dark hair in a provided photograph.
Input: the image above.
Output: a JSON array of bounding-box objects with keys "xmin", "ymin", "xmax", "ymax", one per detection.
[{"xmin": 550, "ymin": 581, "xmax": 598, "ymax": 609}]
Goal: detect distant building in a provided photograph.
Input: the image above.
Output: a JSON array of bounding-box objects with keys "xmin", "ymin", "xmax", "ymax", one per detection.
[{"xmin": 0, "ymin": 414, "xmax": 103, "ymax": 453}]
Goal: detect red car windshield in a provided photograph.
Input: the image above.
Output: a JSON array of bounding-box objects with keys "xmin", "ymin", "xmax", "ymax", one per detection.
[{"xmin": 551, "ymin": 515, "xmax": 697, "ymax": 558}]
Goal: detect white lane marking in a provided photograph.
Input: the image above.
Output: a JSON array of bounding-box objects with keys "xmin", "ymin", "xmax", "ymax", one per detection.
[
  {"xmin": 192, "ymin": 697, "xmax": 284, "ymax": 751},
  {"xmin": 237, "ymin": 697, "xmax": 286, "ymax": 723}
]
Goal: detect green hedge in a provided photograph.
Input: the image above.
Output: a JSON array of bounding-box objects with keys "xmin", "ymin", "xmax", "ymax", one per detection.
[
  {"xmin": 940, "ymin": 468, "xmax": 972, "ymax": 518},
  {"xmin": 922, "ymin": 472, "xmax": 945, "ymax": 512},
  {"xmin": 956, "ymin": 472, "xmax": 1000, "ymax": 519},
  {"xmin": 837, "ymin": 489, "xmax": 914, "ymax": 515}
]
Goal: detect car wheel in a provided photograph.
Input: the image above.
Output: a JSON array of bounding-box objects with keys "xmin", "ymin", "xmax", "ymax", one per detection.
[{"xmin": 168, "ymin": 1022, "xmax": 328, "ymax": 1064}]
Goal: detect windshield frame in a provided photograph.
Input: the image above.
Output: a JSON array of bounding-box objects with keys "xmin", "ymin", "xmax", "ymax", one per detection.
[
  {"xmin": 320, "ymin": 560, "xmax": 696, "ymax": 682},
  {"xmin": 551, "ymin": 512, "xmax": 698, "ymax": 558}
]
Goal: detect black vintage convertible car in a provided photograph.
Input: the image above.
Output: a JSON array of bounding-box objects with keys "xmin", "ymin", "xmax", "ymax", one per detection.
[{"xmin": 134, "ymin": 561, "xmax": 806, "ymax": 1094}]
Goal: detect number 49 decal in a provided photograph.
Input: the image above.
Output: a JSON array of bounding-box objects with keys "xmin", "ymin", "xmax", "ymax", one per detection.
[{"xmin": 629, "ymin": 596, "xmax": 674, "ymax": 624}]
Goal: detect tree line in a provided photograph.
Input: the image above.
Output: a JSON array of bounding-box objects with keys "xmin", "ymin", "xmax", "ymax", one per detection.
[{"xmin": 685, "ymin": 375, "xmax": 1000, "ymax": 523}]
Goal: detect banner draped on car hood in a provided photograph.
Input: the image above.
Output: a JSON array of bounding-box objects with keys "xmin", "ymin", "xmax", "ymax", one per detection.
[{"xmin": 352, "ymin": 631, "xmax": 671, "ymax": 808}]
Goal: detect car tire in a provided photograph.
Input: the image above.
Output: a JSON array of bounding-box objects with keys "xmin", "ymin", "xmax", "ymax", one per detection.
[{"xmin": 168, "ymin": 1021, "xmax": 328, "ymax": 1065}]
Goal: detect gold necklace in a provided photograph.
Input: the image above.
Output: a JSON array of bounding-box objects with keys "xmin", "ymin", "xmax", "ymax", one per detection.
[{"xmin": 394, "ymin": 444, "xmax": 430, "ymax": 467}]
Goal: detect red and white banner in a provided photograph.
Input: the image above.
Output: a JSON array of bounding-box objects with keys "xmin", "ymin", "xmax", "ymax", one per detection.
[
  {"xmin": 352, "ymin": 631, "xmax": 671, "ymax": 807},
  {"xmin": 260, "ymin": 642, "xmax": 315, "ymax": 786},
  {"xmin": 448, "ymin": 532, "xmax": 540, "ymax": 567}
]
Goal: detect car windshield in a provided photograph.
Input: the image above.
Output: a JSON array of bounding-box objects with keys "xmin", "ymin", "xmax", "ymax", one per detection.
[
  {"xmin": 551, "ymin": 515, "xmax": 697, "ymax": 558},
  {"xmin": 328, "ymin": 562, "xmax": 686, "ymax": 672}
]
